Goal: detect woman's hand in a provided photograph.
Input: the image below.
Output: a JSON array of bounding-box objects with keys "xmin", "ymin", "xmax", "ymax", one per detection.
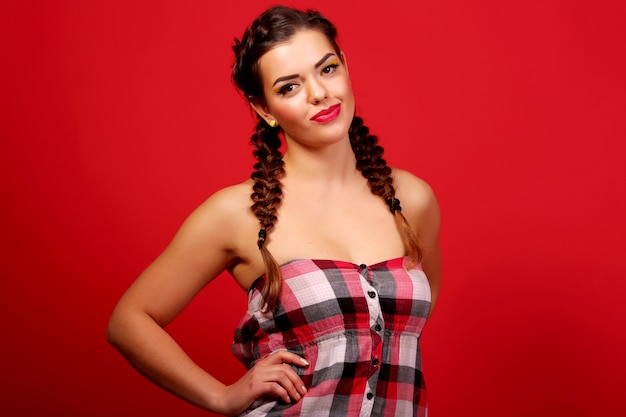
[{"xmin": 218, "ymin": 350, "xmax": 309, "ymax": 416}]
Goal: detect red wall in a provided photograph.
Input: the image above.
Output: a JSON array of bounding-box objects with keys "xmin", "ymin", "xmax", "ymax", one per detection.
[{"xmin": 2, "ymin": 1, "xmax": 625, "ymax": 415}]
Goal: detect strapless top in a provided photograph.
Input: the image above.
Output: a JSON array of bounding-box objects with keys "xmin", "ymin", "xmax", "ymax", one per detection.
[{"xmin": 232, "ymin": 257, "xmax": 431, "ymax": 416}]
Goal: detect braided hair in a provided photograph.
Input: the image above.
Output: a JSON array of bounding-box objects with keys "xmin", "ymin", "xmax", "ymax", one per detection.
[
  {"xmin": 349, "ymin": 116, "xmax": 422, "ymax": 263},
  {"xmin": 232, "ymin": 6, "xmax": 421, "ymax": 311}
]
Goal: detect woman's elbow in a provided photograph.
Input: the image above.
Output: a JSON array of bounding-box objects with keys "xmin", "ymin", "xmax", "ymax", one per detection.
[{"xmin": 106, "ymin": 307, "xmax": 129, "ymax": 349}]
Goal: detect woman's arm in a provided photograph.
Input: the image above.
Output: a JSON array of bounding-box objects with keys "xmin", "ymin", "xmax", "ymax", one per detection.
[
  {"xmin": 393, "ymin": 169, "xmax": 442, "ymax": 316},
  {"xmin": 106, "ymin": 185, "xmax": 307, "ymax": 415}
]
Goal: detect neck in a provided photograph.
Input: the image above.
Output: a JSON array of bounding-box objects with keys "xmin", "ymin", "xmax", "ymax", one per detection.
[{"xmin": 282, "ymin": 136, "xmax": 359, "ymax": 184}]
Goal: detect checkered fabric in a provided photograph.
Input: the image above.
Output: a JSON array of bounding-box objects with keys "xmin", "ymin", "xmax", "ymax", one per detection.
[{"xmin": 232, "ymin": 257, "xmax": 431, "ymax": 416}]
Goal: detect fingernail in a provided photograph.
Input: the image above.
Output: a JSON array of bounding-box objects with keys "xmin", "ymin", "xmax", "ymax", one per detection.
[
  {"xmin": 302, "ymin": 385, "xmax": 307, "ymax": 393},
  {"xmin": 300, "ymin": 358, "xmax": 309, "ymax": 365}
]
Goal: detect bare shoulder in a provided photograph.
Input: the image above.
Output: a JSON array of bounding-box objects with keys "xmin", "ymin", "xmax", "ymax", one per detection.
[
  {"xmin": 390, "ymin": 167, "xmax": 440, "ymax": 242},
  {"xmin": 158, "ymin": 180, "xmax": 258, "ymax": 279},
  {"xmin": 193, "ymin": 180, "xmax": 253, "ymax": 220},
  {"xmin": 182, "ymin": 180, "xmax": 255, "ymax": 251},
  {"xmin": 391, "ymin": 168, "xmax": 438, "ymax": 213}
]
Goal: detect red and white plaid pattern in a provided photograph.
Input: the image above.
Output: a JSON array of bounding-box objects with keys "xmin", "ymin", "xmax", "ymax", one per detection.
[{"xmin": 232, "ymin": 257, "xmax": 431, "ymax": 416}]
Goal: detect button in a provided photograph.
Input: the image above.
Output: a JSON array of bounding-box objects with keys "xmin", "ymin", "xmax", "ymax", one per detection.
[
  {"xmin": 372, "ymin": 357, "xmax": 379, "ymax": 366},
  {"xmin": 359, "ymin": 264, "xmax": 367, "ymax": 270},
  {"xmin": 366, "ymin": 392, "xmax": 374, "ymax": 400},
  {"xmin": 368, "ymin": 291, "xmax": 376, "ymax": 298},
  {"xmin": 374, "ymin": 324, "xmax": 382, "ymax": 332}
]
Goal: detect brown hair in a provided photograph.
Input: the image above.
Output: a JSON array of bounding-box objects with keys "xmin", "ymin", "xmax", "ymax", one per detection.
[{"xmin": 232, "ymin": 6, "xmax": 421, "ymax": 311}]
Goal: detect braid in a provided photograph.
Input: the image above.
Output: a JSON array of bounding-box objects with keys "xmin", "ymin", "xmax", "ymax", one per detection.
[
  {"xmin": 349, "ymin": 116, "xmax": 423, "ymax": 264},
  {"xmin": 250, "ymin": 118, "xmax": 284, "ymax": 312}
]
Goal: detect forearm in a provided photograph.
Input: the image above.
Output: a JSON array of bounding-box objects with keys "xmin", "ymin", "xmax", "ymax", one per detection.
[{"xmin": 106, "ymin": 310, "xmax": 228, "ymax": 413}]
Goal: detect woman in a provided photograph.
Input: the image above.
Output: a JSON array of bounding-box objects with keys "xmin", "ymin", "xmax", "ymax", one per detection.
[{"xmin": 107, "ymin": 5, "xmax": 441, "ymax": 416}]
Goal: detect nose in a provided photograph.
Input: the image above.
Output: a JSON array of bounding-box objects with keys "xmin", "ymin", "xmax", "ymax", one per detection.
[{"xmin": 307, "ymin": 79, "xmax": 327, "ymax": 104}]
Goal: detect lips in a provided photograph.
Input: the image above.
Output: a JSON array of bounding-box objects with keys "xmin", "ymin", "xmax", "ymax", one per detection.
[{"xmin": 310, "ymin": 103, "xmax": 341, "ymax": 123}]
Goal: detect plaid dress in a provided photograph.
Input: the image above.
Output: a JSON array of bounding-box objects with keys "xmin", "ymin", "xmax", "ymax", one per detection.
[{"xmin": 232, "ymin": 257, "xmax": 431, "ymax": 416}]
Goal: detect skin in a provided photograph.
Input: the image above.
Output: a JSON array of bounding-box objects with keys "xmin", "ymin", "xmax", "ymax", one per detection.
[{"xmin": 107, "ymin": 29, "xmax": 441, "ymax": 416}]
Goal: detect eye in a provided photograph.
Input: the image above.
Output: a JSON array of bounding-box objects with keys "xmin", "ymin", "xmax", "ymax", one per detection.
[
  {"xmin": 321, "ymin": 62, "xmax": 339, "ymax": 75},
  {"xmin": 276, "ymin": 83, "xmax": 299, "ymax": 95}
]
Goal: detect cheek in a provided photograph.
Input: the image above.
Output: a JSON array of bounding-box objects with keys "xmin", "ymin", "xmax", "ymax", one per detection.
[
  {"xmin": 335, "ymin": 76, "xmax": 354, "ymax": 104},
  {"xmin": 338, "ymin": 81, "xmax": 355, "ymax": 115},
  {"xmin": 273, "ymin": 101, "xmax": 308, "ymax": 125}
]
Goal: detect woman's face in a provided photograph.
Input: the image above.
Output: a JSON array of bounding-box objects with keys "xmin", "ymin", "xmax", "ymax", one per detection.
[{"xmin": 252, "ymin": 29, "xmax": 355, "ymax": 149}]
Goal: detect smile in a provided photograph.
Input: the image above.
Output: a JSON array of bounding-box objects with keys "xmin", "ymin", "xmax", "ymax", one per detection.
[{"xmin": 310, "ymin": 103, "xmax": 341, "ymax": 123}]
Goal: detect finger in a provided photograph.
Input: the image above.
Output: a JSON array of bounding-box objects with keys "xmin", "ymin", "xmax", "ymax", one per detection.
[
  {"xmin": 269, "ymin": 350, "xmax": 309, "ymax": 367},
  {"xmin": 265, "ymin": 381, "xmax": 292, "ymax": 404},
  {"xmin": 262, "ymin": 351, "xmax": 308, "ymax": 396},
  {"xmin": 280, "ymin": 363, "xmax": 308, "ymax": 397},
  {"xmin": 266, "ymin": 368, "xmax": 304, "ymax": 402},
  {"xmin": 268, "ymin": 363, "xmax": 307, "ymax": 398}
]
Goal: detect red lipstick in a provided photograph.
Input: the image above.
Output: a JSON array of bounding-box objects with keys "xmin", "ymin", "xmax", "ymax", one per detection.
[{"xmin": 310, "ymin": 103, "xmax": 341, "ymax": 123}]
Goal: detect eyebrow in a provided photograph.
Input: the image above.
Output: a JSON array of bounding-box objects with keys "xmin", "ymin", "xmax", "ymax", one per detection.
[{"xmin": 271, "ymin": 53, "xmax": 336, "ymax": 87}]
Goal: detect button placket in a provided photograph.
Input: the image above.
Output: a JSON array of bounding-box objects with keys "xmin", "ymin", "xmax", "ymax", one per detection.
[
  {"xmin": 359, "ymin": 266, "xmax": 381, "ymax": 331},
  {"xmin": 357, "ymin": 262, "xmax": 384, "ymax": 411}
]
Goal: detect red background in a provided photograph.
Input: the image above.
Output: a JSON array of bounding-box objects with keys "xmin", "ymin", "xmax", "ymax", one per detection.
[{"xmin": 2, "ymin": 0, "xmax": 625, "ymax": 416}]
